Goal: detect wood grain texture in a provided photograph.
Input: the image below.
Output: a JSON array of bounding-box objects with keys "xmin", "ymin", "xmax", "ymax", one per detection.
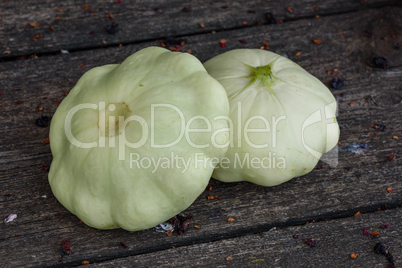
[
  {"xmin": 0, "ymin": 0, "xmax": 399, "ymax": 58},
  {"xmin": 85, "ymin": 208, "xmax": 402, "ymax": 267},
  {"xmin": 0, "ymin": 6, "xmax": 401, "ymax": 268}
]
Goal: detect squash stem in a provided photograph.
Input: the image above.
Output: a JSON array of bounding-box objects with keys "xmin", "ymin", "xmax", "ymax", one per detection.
[{"xmin": 251, "ymin": 64, "xmax": 277, "ymax": 94}]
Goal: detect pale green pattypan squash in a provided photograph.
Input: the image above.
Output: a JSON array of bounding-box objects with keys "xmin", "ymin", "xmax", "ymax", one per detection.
[
  {"xmin": 49, "ymin": 47, "xmax": 229, "ymax": 231},
  {"xmin": 204, "ymin": 49, "xmax": 339, "ymax": 186}
]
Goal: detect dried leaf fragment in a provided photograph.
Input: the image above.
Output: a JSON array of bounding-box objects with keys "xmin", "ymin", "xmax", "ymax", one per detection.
[
  {"xmin": 363, "ymin": 228, "xmax": 369, "ymax": 236},
  {"xmin": 312, "ymin": 39, "xmax": 322, "ymax": 45},
  {"xmin": 387, "ymin": 154, "xmax": 395, "ymax": 162},
  {"xmin": 168, "ymin": 214, "xmax": 193, "ymax": 235},
  {"xmin": 260, "ymin": 41, "xmax": 269, "ymax": 50},
  {"xmin": 331, "ymin": 78, "xmax": 344, "ymax": 89},
  {"xmin": 306, "ymin": 238, "xmax": 316, "ymax": 247},
  {"xmin": 61, "ymin": 239, "xmax": 73, "ymax": 255},
  {"xmin": 219, "ymin": 39, "xmax": 227, "ymax": 48},
  {"xmin": 106, "ymin": 22, "xmax": 119, "ymax": 34},
  {"xmin": 381, "ymin": 224, "xmax": 391, "ymax": 229},
  {"xmin": 373, "ymin": 124, "xmax": 386, "ymax": 131},
  {"xmin": 32, "ymin": 34, "xmax": 43, "ymax": 41}
]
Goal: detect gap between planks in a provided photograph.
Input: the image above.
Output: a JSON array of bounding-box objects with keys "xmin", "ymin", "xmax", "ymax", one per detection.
[
  {"xmin": 54, "ymin": 204, "xmax": 402, "ymax": 267},
  {"xmin": 0, "ymin": 3, "xmax": 395, "ymax": 63}
]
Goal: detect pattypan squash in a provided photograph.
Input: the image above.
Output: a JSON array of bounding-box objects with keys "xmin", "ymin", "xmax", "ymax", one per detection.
[
  {"xmin": 49, "ymin": 47, "xmax": 229, "ymax": 231},
  {"xmin": 204, "ymin": 49, "xmax": 339, "ymax": 186}
]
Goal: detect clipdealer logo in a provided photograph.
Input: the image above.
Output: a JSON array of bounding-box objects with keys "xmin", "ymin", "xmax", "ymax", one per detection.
[
  {"xmin": 64, "ymin": 102, "xmax": 286, "ymax": 159},
  {"xmin": 63, "ymin": 101, "xmax": 338, "ymax": 167}
]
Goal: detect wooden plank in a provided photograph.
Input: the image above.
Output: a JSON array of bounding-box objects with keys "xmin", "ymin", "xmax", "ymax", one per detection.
[
  {"xmin": 84, "ymin": 208, "xmax": 402, "ymax": 267},
  {"xmin": 0, "ymin": 6, "xmax": 401, "ymax": 267},
  {"xmin": 0, "ymin": 0, "xmax": 398, "ymax": 58}
]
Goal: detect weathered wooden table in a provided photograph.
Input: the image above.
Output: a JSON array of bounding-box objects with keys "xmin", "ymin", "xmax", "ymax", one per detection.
[{"xmin": 1, "ymin": 1, "xmax": 401, "ymax": 267}]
